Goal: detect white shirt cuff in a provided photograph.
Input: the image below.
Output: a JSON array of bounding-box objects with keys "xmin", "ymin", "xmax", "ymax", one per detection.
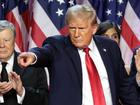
[
  {"xmin": 31, "ymin": 53, "xmax": 37, "ymax": 65},
  {"xmin": 0, "ymin": 95, "xmax": 4, "ymax": 103},
  {"xmin": 17, "ymin": 87, "xmax": 25, "ymax": 104}
]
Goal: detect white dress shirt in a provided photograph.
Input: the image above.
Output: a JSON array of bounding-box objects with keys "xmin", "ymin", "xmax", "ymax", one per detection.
[
  {"xmin": 78, "ymin": 39, "xmax": 113, "ymax": 105},
  {"xmin": 0, "ymin": 53, "xmax": 25, "ymax": 104}
]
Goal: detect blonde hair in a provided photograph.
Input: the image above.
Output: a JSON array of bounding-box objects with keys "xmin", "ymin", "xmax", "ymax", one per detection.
[{"xmin": 65, "ymin": 4, "xmax": 97, "ymax": 26}]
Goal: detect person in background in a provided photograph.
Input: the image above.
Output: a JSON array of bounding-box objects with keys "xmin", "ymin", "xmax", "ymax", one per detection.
[
  {"xmin": 17, "ymin": 4, "xmax": 140, "ymax": 105},
  {"xmin": 96, "ymin": 20, "xmax": 120, "ymax": 44},
  {"xmin": 0, "ymin": 20, "xmax": 48, "ymax": 105},
  {"xmin": 95, "ymin": 20, "xmax": 131, "ymax": 74}
]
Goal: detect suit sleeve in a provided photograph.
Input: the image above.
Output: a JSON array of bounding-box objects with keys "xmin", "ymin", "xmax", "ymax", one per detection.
[
  {"xmin": 29, "ymin": 35, "xmax": 65, "ymax": 67},
  {"xmin": 102, "ymin": 38, "xmax": 140, "ymax": 105},
  {"xmin": 115, "ymin": 46, "xmax": 140, "ymax": 105}
]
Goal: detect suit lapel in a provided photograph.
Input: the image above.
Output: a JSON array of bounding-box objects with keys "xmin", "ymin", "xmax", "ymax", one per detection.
[
  {"xmin": 94, "ymin": 37, "xmax": 116, "ymax": 105},
  {"xmin": 64, "ymin": 36, "xmax": 117, "ymax": 104},
  {"xmin": 64, "ymin": 37, "xmax": 82, "ymax": 88}
]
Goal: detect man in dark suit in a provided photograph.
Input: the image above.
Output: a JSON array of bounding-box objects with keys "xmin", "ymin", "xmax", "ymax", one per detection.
[
  {"xmin": 18, "ymin": 4, "xmax": 140, "ymax": 105},
  {"xmin": 0, "ymin": 20, "xmax": 48, "ymax": 105}
]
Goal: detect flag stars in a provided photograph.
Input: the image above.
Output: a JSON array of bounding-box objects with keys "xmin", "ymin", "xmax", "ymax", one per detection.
[
  {"xmin": 48, "ymin": 0, "xmax": 53, "ymax": 2},
  {"xmin": 106, "ymin": 9, "xmax": 112, "ymax": 15},
  {"xmin": 117, "ymin": 11, "xmax": 122, "ymax": 17},
  {"xmin": 1, "ymin": 3, "xmax": 4, "ymax": 8},
  {"xmin": 24, "ymin": 0, "xmax": 28, "ymax": 4},
  {"xmin": 69, "ymin": 0, "xmax": 75, "ymax": 6},
  {"xmin": 108, "ymin": 0, "xmax": 113, "ymax": 2},
  {"xmin": 117, "ymin": 0, "xmax": 124, "ymax": 5},
  {"xmin": 57, "ymin": 0, "xmax": 65, "ymax": 5},
  {"xmin": 56, "ymin": 8, "xmax": 63, "ymax": 16}
]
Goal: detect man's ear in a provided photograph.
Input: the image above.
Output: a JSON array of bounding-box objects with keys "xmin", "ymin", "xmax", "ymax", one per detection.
[{"xmin": 92, "ymin": 24, "xmax": 98, "ymax": 34}]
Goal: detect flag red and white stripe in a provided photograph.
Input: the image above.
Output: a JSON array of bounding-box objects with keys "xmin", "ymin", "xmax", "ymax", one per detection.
[
  {"xmin": 1, "ymin": 0, "xmax": 140, "ymax": 69},
  {"xmin": 121, "ymin": 1, "xmax": 140, "ymax": 67}
]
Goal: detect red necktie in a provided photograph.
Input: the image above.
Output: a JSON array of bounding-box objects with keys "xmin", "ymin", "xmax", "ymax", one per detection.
[{"xmin": 83, "ymin": 48, "xmax": 106, "ymax": 105}]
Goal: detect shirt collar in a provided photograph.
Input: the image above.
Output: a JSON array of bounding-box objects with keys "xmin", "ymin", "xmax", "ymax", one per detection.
[
  {"xmin": 0, "ymin": 53, "xmax": 14, "ymax": 66},
  {"xmin": 77, "ymin": 38, "xmax": 95, "ymax": 51},
  {"xmin": 88, "ymin": 38, "xmax": 95, "ymax": 52}
]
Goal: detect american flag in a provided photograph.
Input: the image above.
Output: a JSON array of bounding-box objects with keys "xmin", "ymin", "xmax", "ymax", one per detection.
[
  {"xmin": 121, "ymin": 0, "xmax": 140, "ymax": 67},
  {"xmin": 28, "ymin": 0, "xmax": 76, "ymax": 48},
  {"xmin": 0, "ymin": 2, "xmax": 4, "ymax": 19},
  {"xmin": 84, "ymin": 0, "xmax": 140, "ymax": 69},
  {"xmin": 0, "ymin": 0, "xmax": 29, "ymax": 52},
  {"xmin": 0, "ymin": 0, "xmax": 140, "ymax": 69}
]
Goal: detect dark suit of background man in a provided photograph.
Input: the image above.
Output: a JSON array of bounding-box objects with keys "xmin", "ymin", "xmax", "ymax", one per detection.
[
  {"xmin": 0, "ymin": 20, "xmax": 48, "ymax": 105},
  {"xmin": 17, "ymin": 4, "xmax": 140, "ymax": 105}
]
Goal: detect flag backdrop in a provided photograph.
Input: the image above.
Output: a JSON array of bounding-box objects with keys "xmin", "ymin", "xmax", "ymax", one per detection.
[
  {"xmin": 0, "ymin": 0, "xmax": 140, "ymax": 68},
  {"xmin": 0, "ymin": 0, "xmax": 29, "ymax": 52},
  {"xmin": 29, "ymin": 0, "xmax": 76, "ymax": 48}
]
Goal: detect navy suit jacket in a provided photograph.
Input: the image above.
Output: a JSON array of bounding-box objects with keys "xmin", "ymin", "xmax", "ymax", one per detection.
[
  {"xmin": 31, "ymin": 35, "xmax": 139, "ymax": 105},
  {"xmin": 0, "ymin": 52, "xmax": 48, "ymax": 105}
]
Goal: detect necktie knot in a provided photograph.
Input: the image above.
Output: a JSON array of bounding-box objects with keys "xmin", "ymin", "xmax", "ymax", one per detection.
[
  {"xmin": 83, "ymin": 47, "xmax": 90, "ymax": 53},
  {"xmin": 1, "ymin": 62, "xmax": 7, "ymax": 68}
]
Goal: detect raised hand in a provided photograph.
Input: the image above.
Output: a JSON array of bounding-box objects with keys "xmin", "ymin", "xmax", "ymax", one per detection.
[
  {"xmin": 17, "ymin": 52, "xmax": 36, "ymax": 68},
  {"xmin": 9, "ymin": 71, "xmax": 23, "ymax": 96},
  {"xmin": 135, "ymin": 48, "xmax": 140, "ymax": 73}
]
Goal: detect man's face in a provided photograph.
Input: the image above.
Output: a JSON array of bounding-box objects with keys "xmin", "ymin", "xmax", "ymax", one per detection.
[
  {"xmin": 68, "ymin": 17, "xmax": 97, "ymax": 49},
  {"xmin": 0, "ymin": 29, "xmax": 15, "ymax": 62}
]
